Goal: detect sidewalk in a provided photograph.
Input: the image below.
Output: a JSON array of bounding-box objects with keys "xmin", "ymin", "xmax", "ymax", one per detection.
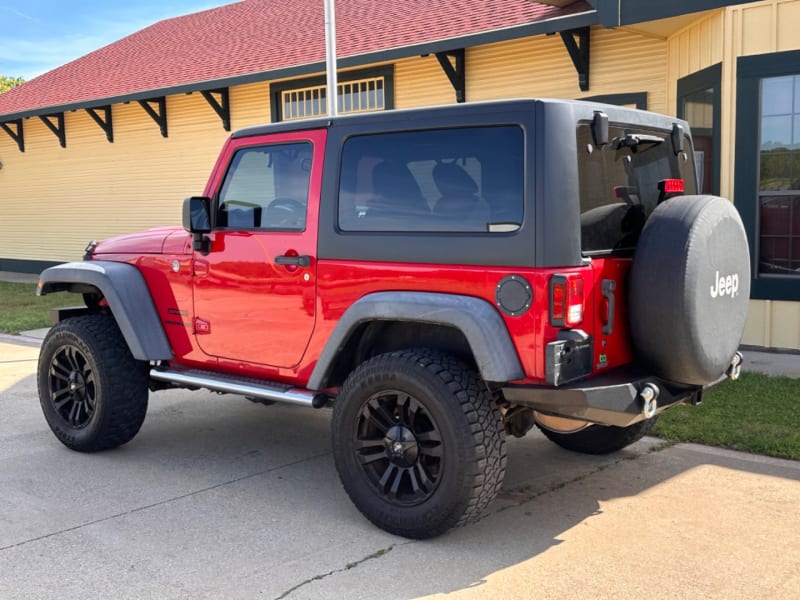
[
  {"xmin": 741, "ymin": 349, "xmax": 800, "ymax": 378},
  {"xmin": 0, "ymin": 271, "xmax": 39, "ymax": 284}
]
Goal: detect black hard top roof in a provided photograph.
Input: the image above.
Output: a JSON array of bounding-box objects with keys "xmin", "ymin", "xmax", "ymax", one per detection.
[{"xmin": 231, "ymin": 97, "xmax": 683, "ymax": 139}]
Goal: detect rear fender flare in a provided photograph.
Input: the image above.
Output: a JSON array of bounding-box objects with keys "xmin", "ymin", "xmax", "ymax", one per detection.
[{"xmin": 308, "ymin": 291, "xmax": 524, "ymax": 389}]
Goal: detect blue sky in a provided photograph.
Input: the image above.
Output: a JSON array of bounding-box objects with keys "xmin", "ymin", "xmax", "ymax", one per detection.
[{"xmin": 0, "ymin": 1, "xmax": 231, "ymax": 80}]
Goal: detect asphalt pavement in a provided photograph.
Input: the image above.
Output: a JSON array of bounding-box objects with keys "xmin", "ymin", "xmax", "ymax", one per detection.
[{"xmin": 1, "ymin": 338, "xmax": 799, "ymax": 599}]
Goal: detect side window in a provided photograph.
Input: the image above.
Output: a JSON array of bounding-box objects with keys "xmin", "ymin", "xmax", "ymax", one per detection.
[
  {"xmin": 757, "ymin": 74, "xmax": 800, "ymax": 277},
  {"xmin": 338, "ymin": 126, "xmax": 524, "ymax": 233},
  {"xmin": 217, "ymin": 142, "xmax": 312, "ymax": 231},
  {"xmin": 678, "ymin": 64, "xmax": 721, "ymax": 195},
  {"xmin": 577, "ymin": 123, "xmax": 697, "ymax": 254},
  {"xmin": 735, "ymin": 51, "xmax": 800, "ymax": 300}
]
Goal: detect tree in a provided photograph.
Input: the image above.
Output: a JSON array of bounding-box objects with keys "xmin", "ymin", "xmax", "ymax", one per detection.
[{"xmin": 0, "ymin": 75, "xmax": 25, "ymax": 94}]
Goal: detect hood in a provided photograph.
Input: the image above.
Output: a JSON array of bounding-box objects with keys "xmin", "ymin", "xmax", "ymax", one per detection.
[{"xmin": 92, "ymin": 226, "xmax": 188, "ymax": 255}]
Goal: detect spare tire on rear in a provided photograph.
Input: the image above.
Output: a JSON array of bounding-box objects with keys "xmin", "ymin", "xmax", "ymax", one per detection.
[{"xmin": 629, "ymin": 195, "xmax": 750, "ymax": 386}]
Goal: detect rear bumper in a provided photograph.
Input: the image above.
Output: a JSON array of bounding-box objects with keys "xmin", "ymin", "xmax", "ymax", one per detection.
[{"xmin": 502, "ymin": 353, "xmax": 743, "ymax": 428}]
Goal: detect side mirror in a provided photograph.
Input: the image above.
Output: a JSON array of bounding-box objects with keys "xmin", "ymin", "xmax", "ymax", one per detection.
[
  {"xmin": 183, "ymin": 196, "xmax": 212, "ymax": 233},
  {"xmin": 182, "ymin": 196, "xmax": 212, "ymax": 255}
]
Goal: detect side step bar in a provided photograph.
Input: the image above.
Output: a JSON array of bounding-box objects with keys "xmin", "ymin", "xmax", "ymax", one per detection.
[{"xmin": 150, "ymin": 368, "xmax": 329, "ymax": 408}]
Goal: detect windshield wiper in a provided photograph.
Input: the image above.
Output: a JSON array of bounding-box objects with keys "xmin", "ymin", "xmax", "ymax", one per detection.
[{"xmin": 613, "ymin": 133, "xmax": 664, "ymax": 149}]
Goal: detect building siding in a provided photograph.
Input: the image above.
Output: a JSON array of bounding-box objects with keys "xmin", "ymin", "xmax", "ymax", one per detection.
[
  {"xmin": 726, "ymin": 0, "xmax": 800, "ymax": 349},
  {"xmin": 2, "ymin": 3, "xmax": 799, "ymax": 349},
  {"xmin": 468, "ymin": 27, "xmax": 668, "ymax": 114},
  {"xmin": 0, "ymin": 26, "xmax": 673, "ymax": 265},
  {"xmin": 1, "ymin": 91, "xmax": 248, "ymax": 263},
  {"xmin": 667, "ymin": 11, "xmax": 725, "ymax": 118},
  {"xmin": 662, "ymin": 1, "xmax": 800, "ymax": 349},
  {"xmin": 394, "ymin": 57, "xmax": 456, "ymax": 108}
]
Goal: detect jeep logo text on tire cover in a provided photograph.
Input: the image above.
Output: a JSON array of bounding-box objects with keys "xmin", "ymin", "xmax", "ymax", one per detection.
[{"xmin": 710, "ymin": 271, "xmax": 739, "ymax": 299}]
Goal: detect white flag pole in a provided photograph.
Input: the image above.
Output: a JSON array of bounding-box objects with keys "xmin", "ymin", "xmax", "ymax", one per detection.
[{"xmin": 324, "ymin": 0, "xmax": 338, "ymax": 117}]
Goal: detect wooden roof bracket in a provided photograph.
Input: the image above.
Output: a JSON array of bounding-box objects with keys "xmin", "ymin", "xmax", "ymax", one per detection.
[
  {"xmin": 201, "ymin": 88, "xmax": 231, "ymax": 131},
  {"xmin": 85, "ymin": 106, "xmax": 114, "ymax": 143},
  {"xmin": 138, "ymin": 97, "xmax": 168, "ymax": 138},
  {"xmin": 560, "ymin": 26, "xmax": 590, "ymax": 91},
  {"xmin": 0, "ymin": 119, "xmax": 24, "ymax": 152},
  {"xmin": 39, "ymin": 113, "xmax": 66, "ymax": 148},
  {"xmin": 434, "ymin": 49, "xmax": 466, "ymax": 103}
]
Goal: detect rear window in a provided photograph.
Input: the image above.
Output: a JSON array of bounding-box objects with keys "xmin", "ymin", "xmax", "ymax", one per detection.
[
  {"xmin": 338, "ymin": 126, "xmax": 524, "ymax": 233},
  {"xmin": 577, "ymin": 123, "xmax": 697, "ymax": 254}
]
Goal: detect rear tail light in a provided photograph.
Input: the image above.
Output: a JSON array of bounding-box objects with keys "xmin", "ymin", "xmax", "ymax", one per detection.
[{"xmin": 550, "ymin": 274, "xmax": 584, "ymax": 327}]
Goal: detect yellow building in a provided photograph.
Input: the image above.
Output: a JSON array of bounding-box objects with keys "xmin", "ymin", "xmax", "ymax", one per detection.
[{"xmin": 1, "ymin": 0, "xmax": 799, "ymax": 349}]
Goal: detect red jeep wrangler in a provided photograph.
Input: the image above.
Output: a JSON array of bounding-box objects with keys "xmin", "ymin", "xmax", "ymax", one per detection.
[{"xmin": 37, "ymin": 99, "xmax": 749, "ymax": 539}]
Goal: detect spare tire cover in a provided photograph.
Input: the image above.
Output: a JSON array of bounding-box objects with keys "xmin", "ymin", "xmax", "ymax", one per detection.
[{"xmin": 629, "ymin": 195, "xmax": 750, "ymax": 386}]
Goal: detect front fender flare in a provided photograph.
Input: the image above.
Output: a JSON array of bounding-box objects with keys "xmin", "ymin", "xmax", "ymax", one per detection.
[
  {"xmin": 38, "ymin": 261, "xmax": 173, "ymax": 361},
  {"xmin": 308, "ymin": 291, "xmax": 524, "ymax": 389}
]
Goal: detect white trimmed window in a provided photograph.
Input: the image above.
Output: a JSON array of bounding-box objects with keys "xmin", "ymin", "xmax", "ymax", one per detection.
[
  {"xmin": 282, "ymin": 77, "xmax": 385, "ymax": 121},
  {"xmin": 272, "ymin": 67, "xmax": 394, "ymax": 122}
]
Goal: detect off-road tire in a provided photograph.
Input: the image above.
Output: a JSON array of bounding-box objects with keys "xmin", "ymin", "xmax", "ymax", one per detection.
[
  {"xmin": 37, "ymin": 314, "xmax": 149, "ymax": 452},
  {"xmin": 537, "ymin": 417, "xmax": 658, "ymax": 455},
  {"xmin": 332, "ymin": 349, "xmax": 506, "ymax": 539}
]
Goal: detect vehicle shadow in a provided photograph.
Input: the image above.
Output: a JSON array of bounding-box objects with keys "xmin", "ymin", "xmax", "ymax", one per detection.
[{"xmin": 326, "ymin": 435, "xmax": 800, "ymax": 600}]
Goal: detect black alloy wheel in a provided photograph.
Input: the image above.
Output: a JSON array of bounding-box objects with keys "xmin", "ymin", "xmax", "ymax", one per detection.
[
  {"xmin": 38, "ymin": 314, "xmax": 149, "ymax": 452},
  {"xmin": 353, "ymin": 390, "xmax": 444, "ymax": 506},
  {"xmin": 332, "ymin": 349, "xmax": 506, "ymax": 539},
  {"xmin": 47, "ymin": 344, "xmax": 97, "ymax": 429}
]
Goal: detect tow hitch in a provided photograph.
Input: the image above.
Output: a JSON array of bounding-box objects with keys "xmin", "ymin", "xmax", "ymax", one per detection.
[{"xmin": 726, "ymin": 351, "xmax": 744, "ymax": 381}]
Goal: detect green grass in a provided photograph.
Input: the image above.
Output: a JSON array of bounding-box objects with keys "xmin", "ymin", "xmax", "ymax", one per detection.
[
  {"xmin": 653, "ymin": 372, "xmax": 800, "ymax": 460},
  {"xmin": 0, "ymin": 282, "xmax": 72, "ymax": 335}
]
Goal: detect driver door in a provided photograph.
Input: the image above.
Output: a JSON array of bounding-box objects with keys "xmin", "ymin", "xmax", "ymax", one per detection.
[{"xmin": 191, "ymin": 129, "xmax": 325, "ymax": 368}]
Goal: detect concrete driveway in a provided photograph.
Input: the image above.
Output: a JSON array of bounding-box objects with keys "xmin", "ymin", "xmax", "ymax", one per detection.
[{"xmin": 2, "ymin": 339, "xmax": 799, "ymax": 599}]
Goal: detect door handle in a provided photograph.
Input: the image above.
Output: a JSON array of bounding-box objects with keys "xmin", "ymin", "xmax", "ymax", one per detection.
[{"xmin": 275, "ymin": 254, "xmax": 311, "ymax": 268}]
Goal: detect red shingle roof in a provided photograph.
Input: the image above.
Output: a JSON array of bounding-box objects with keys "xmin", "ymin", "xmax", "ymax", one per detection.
[{"xmin": 0, "ymin": 0, "xmax": 593, "ymax": 119}]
